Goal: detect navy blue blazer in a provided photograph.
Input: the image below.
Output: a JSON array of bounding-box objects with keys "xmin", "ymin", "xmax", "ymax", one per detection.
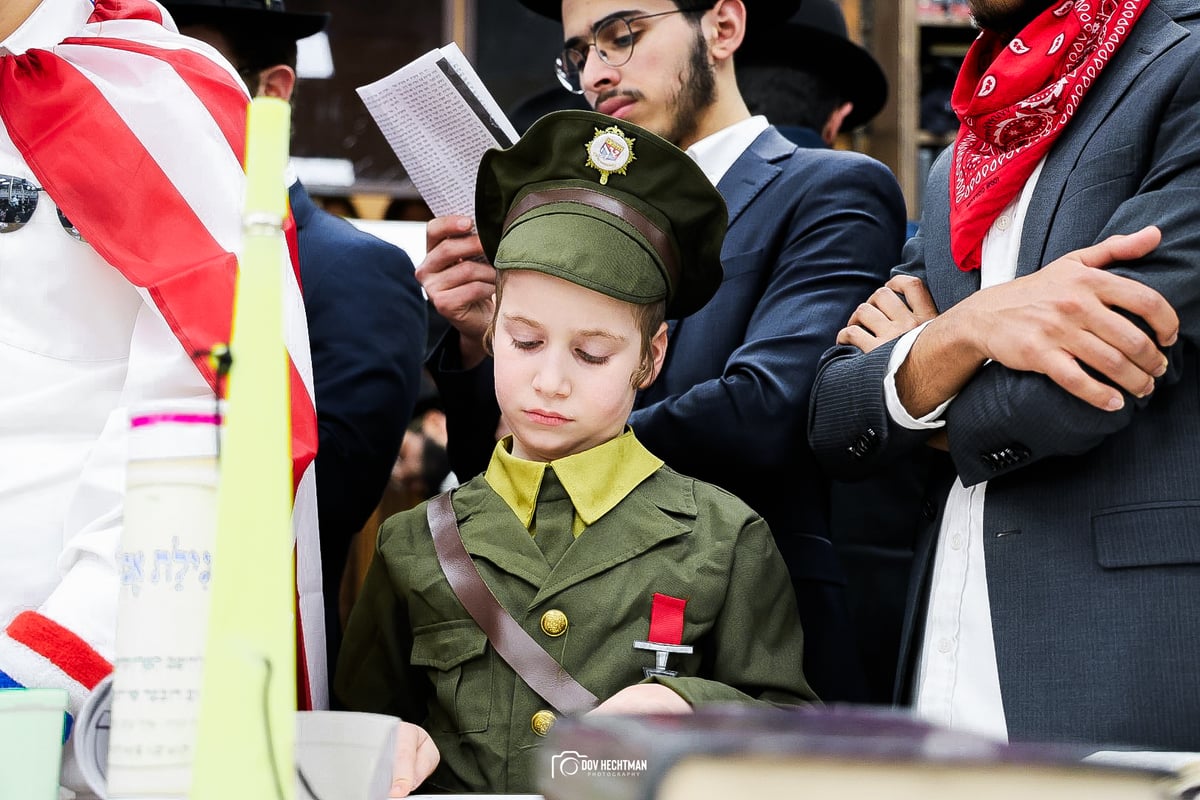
[
  {"xmin": 771, "ymin": 127, "xmax": 931, "ymax": 705},
  {"xmin": 809, "ymin": 0, "xmax": 1200, "ymax": 749},
  {"xmin": 431, "ymin": 126, "xmax": 907, "ymax": 701},
  {"xmin": 290, "ymin": 183, "xmax": 427, "ymax": 662}
]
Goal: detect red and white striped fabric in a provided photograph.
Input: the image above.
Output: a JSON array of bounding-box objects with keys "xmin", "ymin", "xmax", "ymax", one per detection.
[{"xmin": 0, "ymin": 0, "xmax": 326, "ymax": 709}]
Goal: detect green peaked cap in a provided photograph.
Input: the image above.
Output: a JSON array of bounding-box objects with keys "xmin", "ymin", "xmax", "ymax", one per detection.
[{"xmin": 476, "ymin": 109, "xmax": 727, "ymax": 319}]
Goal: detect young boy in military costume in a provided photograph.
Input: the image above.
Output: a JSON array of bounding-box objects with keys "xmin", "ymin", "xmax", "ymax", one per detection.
[{"xmin": 336, "ymin": 110, "xmax": 814, "ymax": 795}]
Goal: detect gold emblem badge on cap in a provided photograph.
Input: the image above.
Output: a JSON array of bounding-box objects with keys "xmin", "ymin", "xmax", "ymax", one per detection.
[{"xmin": 584, "ymin": 126, "xmax": 636, "ymax": 185}]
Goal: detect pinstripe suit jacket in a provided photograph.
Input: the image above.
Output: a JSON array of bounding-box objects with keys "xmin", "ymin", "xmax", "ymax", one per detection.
[{"xmin": 808, "ymin": 0, "xmax": 1200, "ymax": 750}]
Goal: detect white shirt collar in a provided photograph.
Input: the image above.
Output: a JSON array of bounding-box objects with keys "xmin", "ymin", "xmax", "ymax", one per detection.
[
  {"xmin": 2, "ymin": 0, "xmax": 94, "ymax": 55},
  {"xmin": 685, "ymin": 115, "xmax": 769, "ymax": 187}
]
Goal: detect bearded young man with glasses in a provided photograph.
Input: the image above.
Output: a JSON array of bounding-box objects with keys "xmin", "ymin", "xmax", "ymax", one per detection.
[
  {"xmin": 0, "ymin": 0, "xmax": 325, "ymax": 791},
  {"xmin": 418, "ymin": 0, "xmax": 910, "ymax": 705}
]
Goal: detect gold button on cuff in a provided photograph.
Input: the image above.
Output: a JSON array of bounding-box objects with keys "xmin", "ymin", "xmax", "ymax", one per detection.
[
  {"xmin": 531, "ymin": 710, "xmax": 557, "ymax": 737},
  {"xmin": 540, "ymin": 609, "xmax": 569, "ymax": 637}
]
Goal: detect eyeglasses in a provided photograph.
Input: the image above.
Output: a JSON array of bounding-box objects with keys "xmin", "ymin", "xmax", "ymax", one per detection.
[
  {"xmin": 555, "ymin": 8, "xmax": 696, "ymax": 95},
  {"xmin": 0, "ymin": 175, "xmax": 84, "ymax": 241}
]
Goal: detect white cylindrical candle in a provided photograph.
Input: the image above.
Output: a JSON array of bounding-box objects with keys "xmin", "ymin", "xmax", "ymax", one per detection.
[{"xmin": 105, "ymin": 400, "xmax": 221, "ymax": 798}]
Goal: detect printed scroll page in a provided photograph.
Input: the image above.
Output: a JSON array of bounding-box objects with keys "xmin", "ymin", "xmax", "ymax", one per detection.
[{"xmin": 356, "ymin": 42, "xmax": 519, "ymax": 218}]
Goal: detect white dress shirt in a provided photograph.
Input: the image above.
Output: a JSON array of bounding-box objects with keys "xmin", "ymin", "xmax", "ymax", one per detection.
[
  {"xmin": 685, "ymin": 115, "xmax": 769, "ymax": 186},
  {"xmin": 884, "ymin": 159, "xmax": 1048, "ymax": 741}
]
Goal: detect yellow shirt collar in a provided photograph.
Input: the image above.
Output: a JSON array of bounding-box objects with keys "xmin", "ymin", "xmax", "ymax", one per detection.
[{"xmin": 485, "ymin": 429, "xmax": 663, "ymax": 530}]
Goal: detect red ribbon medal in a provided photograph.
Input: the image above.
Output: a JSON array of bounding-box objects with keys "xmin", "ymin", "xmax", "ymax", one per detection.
[
  {"xmin": 648, "ymin": 593, "xmax": 687, "ymax": 644},
  {"xmin": 634, "ymin": 593, "xmax": 693, "ymax": 677}
]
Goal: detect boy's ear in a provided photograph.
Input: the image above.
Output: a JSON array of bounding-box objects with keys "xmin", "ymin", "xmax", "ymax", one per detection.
[
  {"xmin": 638, "ymin": 322, "xmax": 670, "ymax": 390},
  {"xmin": 483, "ymin": 291, "xmax": 500, "ymax": 356}
]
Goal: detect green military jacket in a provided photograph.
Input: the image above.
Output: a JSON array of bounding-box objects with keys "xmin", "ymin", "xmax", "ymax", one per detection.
[{"xmin": 336, "ymin": 464, "xmax": 814, "ymax": 793}]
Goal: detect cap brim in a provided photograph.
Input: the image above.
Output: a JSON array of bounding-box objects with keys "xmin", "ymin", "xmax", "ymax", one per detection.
[
  {"xmin": 739, "ymin": 25, "xmax": 888, "ymax": 129},
  {"xmin": 165, "ymin": 6, "xmax": 330, "ymax": 40}
]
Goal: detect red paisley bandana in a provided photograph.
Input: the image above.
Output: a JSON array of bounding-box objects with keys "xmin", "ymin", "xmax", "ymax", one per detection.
[{"xmin": 948, "ymin": 0, "xmax": 1147, "ymax": 272}]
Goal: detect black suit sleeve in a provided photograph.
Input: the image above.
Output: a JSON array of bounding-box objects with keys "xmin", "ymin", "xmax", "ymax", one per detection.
[
  {"xmin": 304, "ymin": 213, "xmax": 427, "ymax": 544},
  {"xmin": 426, "ymin": 327, "xmax": 501, "ymax": 480}
]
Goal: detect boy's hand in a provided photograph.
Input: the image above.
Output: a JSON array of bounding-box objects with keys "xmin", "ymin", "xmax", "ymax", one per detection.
[
  {"xmin": 415, "ymin": 215, "xmax": 495, "ymax": 368},
  {"xmin": 587, "ymin": 684, "xmax": 693, "ymax": 715},
  {"xmin": 389, "ymin": 722, "xmax": 439, "ymax": 798}
]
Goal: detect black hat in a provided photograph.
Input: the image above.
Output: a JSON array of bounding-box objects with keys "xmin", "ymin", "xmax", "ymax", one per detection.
[
  {"xmin": 476, "ymin": 110, "xmax": 727, "ymax": 319},
  {"xmin": 162, "ymin": 0, "xmax": 329, "ymax": 42},
  {"xmin": 507, "ymin": 84, "xmax": 592, "ymax": 135},
  {"xmin": 739, "ymin": 0, "xmax": 888, "ymax": 130},
  {"xmin": 518, "ymin": 0, "xmax": 802, "ymax": 24}
]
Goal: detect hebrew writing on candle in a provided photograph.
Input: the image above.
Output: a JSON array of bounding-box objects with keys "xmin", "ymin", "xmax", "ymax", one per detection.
[{"xmin": 106, "ymin": 406, "xmax": 220, "ymax": 797}]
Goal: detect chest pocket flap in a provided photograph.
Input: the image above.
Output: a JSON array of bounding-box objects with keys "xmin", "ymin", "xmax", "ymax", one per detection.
[
  {"xmin": 411, "ymin": 618, "xmax": 492, "ymax": 733},
  {"xmin": 1093, "ymin": 502, "xmax": 1200, "ymax": 568}
]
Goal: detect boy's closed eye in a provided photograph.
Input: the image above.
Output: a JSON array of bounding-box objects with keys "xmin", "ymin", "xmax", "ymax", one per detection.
[
  {"xmin": 509, "ymin": 338, "xmax": 610, "ymax": 365},
  {"xmin": 575, "ymin": 348, "xmax": 609, "ymax": 365}
]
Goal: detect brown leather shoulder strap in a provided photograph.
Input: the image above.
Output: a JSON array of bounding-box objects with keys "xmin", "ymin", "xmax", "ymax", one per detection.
[{"xmin": 426, "ymin": 491, "xmax": 599, "ymax": 714}]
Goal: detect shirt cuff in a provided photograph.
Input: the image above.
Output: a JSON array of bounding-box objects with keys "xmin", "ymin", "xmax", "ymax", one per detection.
[{"xmin": 884, "ymin": 322, "xmax": 954, "ymax": 430}]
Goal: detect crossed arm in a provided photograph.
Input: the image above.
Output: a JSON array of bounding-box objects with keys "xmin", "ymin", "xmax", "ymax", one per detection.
[
  {"xmin": 827, "ymin": 226, "xmax": 1180, "ymax": 478},
  {"xmin": 843, "ymin": 227, "xmax": 1175, "ymax": 416}
]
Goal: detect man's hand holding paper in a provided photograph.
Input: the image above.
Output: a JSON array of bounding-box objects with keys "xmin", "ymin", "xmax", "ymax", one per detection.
[{"xmin": 416, "ymin": 215, "xmax": 495, "ymax": 369}]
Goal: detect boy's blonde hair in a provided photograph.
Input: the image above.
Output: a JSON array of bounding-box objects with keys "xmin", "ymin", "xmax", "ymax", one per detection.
[{"xmin": 484, "ymin": 270, "xmax": 666, "ymax": 389}]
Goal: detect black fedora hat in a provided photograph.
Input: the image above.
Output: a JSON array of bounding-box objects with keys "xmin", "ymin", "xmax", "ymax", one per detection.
[
  {"xmin": 518, "ymin": 0, "xmax": 802, "ymax": 24},
  {"xmin": 506, "ymin": 83, "xmax": 592, "ymax": 134},
  {"xmin": 739, "ymin": 0, "xmax": 888, "ymax": 130},
  {"xmin": 163, "ymin": 0, "xmax": 329, "ymax": 42}
]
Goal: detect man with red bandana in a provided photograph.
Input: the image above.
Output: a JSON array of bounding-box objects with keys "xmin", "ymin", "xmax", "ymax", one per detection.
[{"xmin": 810, "ymin": 0, "xmax": 1200, "ymax": 754}]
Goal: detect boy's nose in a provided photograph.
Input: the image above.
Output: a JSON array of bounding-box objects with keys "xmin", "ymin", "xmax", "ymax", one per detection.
[{"xmin": 532, "ymin": 359, "xmax": 570, "ymax": 398}]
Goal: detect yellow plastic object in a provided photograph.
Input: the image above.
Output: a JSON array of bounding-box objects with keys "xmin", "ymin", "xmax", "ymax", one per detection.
[{"xmin": 190, "ymin": 96, "xmax": 296, "ymax": 800}]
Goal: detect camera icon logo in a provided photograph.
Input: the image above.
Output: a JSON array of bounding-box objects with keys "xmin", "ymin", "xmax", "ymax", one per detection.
[{"xmin": 550, "ymin": 750, "xmax": 587, "ymax": 778}]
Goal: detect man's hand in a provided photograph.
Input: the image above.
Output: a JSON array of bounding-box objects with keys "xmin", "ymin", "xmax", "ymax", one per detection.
[
  {"xmin": 415, "ymin": 215, "xmax": 496, "ymax": 368},
  {"xmin": 837, "ymin": 274, "xmax": 938, "ymax": 353},
  {"xmin": 587, "ymin": 684, "xmax": 693, "ymax": 715},
  {"xmin": 389, "ymin": 722, "xmax": 439, "ymax": 798},
  {"xmin": 954, "ymin": 225, "xmax": 1175, "ymax": 410},
  {"xmin": 898, "ymin": 226, "xmax": 1178, "ymax": 417}
]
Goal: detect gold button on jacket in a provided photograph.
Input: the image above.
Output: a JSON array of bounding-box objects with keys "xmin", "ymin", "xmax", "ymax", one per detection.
[
  {"xmin": 540, "ymin": 609, "xmax": 568, "ymax": 637},
  {"xmin": 530, "ymin": 710, "xmax": 556, "ymax": 737}
]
